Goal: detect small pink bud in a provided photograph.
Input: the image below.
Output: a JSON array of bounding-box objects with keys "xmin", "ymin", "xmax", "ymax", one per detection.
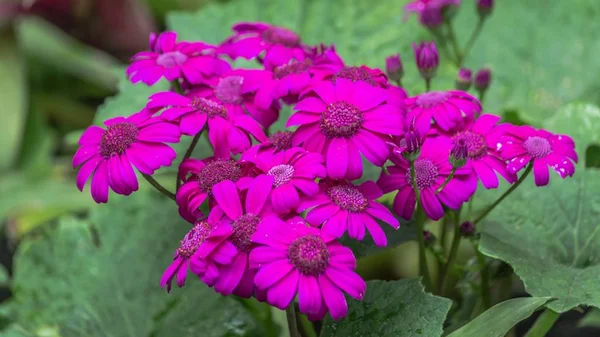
[
  {"xmin": 456, "ymin": 68, "xmax": 473, "ymax": 91},
  {"xmin": 386, "ymin": 54, "xmax": 403, "ymax": 83}
]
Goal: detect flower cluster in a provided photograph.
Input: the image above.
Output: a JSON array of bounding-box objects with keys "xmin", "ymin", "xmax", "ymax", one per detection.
[{"xmin": 73, "ymin": 21, "xmax": 577, "ymax": 321}]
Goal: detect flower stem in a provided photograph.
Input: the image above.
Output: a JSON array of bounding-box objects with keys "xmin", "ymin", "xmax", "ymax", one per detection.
[
  {"xmin": 445, "ymin": 21, "xmax": 461, "ymax": 67},
  {"xmin": 473, "ymin": 163, "xmax": 532, "ymax": 226},
  {"xmin": 476, "ymin": 248, "xmax": 492, "ymax": 309},
  {"xmin": 425, "ymin": 78, "xmax": 431, "ymax": 92},
  {"xmin": 460, "ymin": 17, "xmax": 486, "ymax": 66},
  {"xmin": 524, "ymin": 309, "xmax": 560, "ymax": 337},
  {"xmin": 439, "ymin": 208, "xmax": 462, "ymax": 295},
  {"xmin": 435, "ymin": 168, "xmax": 456, "ymax": 194},
  {"xmin": 285, "ymin": 304, "xmax": 300, "ymax": 337},
  {"xmin": 176, "ymin": 132, "xmax": 202, "ymax": 190},
  {"xmin": 142, "ymin": 173, "xmax": 176, "ymax": 201},
  {"xmin": 172, "ymin": 80, "xmax": 183, "ymax": 94},
  {"xmin": 411, "ymin": 161, "xmax": 433, "ymax": 291}
]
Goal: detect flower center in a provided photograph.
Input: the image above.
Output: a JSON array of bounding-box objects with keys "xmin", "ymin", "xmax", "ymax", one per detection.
[
  {"xmin": 273, "ymin": 59, "xmax": 312, "ymax": 79},
  {"xmin": 197, "ymin": 159, "xmax": 242, "ymax": 193},
  {"xmin": 320, "ymin": 101, "xmax": 363, "ymax": 138},
  {"xmin": 407, "ymin": 159, "xmax": 439, "ymax": 190},
  {"xmin": 99, "ymin": 122, "xmax": 139, "ymax": 158},
  {"xmin": 190, "ymin": 97, "xmax": 228, "ymax": 119},
  {"xmin": 156, "ymin": 51, "xmax": 188, "ymax": 68},
  {"xmin": 327, "ymin": 185, "xmax": 368, "ymax": 213},
  {"xmin": 415, "ymin": 91, "xmax": 450, "ymax": 108},
  {"xmin": 176, "ymin": 220, "xmax": 214, "ymax": 258},
  {"xmin": 269, "ymin": 131, "xmax": 294, "ymax": 152},
  {"xmin": 332, "ymin": 66, "xmax": 377, "ymax": 86},
  {"xmin": 288, "ymin": 235, "xmax": 330, "ymax": 275},
  {"xmin": 215, "ymin": 76, "xmax": 244, "ymax": 104},
  {"xmin": 524, "ymin": 136, "xmax": 552, "ymax": 158},
  {"xmin": 267, "ymin": 164, "xmax": 295, "ymax": 187},
  {"xmin": 231, "ymin": 214, "xmax": 260, "ymax": 252},
  {"xmin": 261, "ymin": 26, "xmax": 300, "ymax": 47},
  {"xmin": 452, "ymin": 131, "xmax": 487, "ymax": 160}
]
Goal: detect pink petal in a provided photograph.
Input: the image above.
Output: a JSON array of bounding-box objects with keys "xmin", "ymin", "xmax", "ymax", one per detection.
[
  {"xmin": 420, "ymin": 188, "xmax": 444, "ymax": 221},
  {"xmin": 212, "ymin": 180, "xmax": 243, "ymax": 219},
  {"xmin": 286, "ymin": 112, "xmax": 320, "ymax": 127},
  {"xmin": 249, "ymin": 246, "xmax": 287, "ymax": 268},
  {"xmin": 533, "ymin": 158, "xmax": 550, "ymax": 186},
  {"xmin": 306, "ymin": 203, "xmax": 340, "ymax": 227},
  {"xmin": 78, "ymin": 125, "xmax": 104, "ymax": 145},
  {"xmin": 73, "ymin": 145, "xmax": 99, "ymax": 167},
  {"xmin": 294, "ymin": 97, "xmax": 327, "ymax": 113},
  {"xmin": 91, "ymin": 161, "xmax": 109, "ymax": 203},
  {"xmin": 346, "ymin": 140, "xmax": 363, "ymax": 180},
  {"xmin": 323, "ymin": 210, "xmax": 348, "ymax": 238},
  {"xmin": 326, "ymin": 138, "xmax": 348, "ymax": 179},
  {"xmin": 254, "ymin": 259, "xmax": 294, "ymax": 290},
  {"xmin": 473, "ymin": 114, "xmax": 501, "ymax": 134},
  {"xmin": 319, "ymin": 274, "xmax": 348, "ymax": 320},
  {"xmin": 361, "ymin": 213, "xmax": 387, "ymax": 247},
  {"xmin": 180, "ymin": 113, "xmax": 207, "ymax": 136},
  {"xmin": 299, "ymin": 275, "xmax": 323, "ymax": 317},
  {"xmin": 472, "ymin": 160, "xmax": 499, "ymax": 189},
  {"xmin": 214, "ymin": 253, "xmax": 247, "ymax": 295},
  {"xmin": 246, "ymin": 175, "xmax": 274, "ymax": 214},
  {"xmin": 366, "ymin": 202, "xmax": 399, "ymax": 229},
  {"xmin": 393, "ymin": 186, "xmax": 416, "ymax": 220},
  {"xmin": 160, "ymin": 259, "xmax": 183, "ymax": 292},
  {"xmin": 267, "ymin": 270, "xmax": 300, "ymax": 310},
  {"xmin": 76, "ymin": 155, "xmax": 101, "ymax": 191},
  {"xmin": 353, "ymin": 130, "xmax": 388, "ymax": 166},
  {"xmin": 175, "ymin": 260, "xmax": 188, "ymax": 287},
  {"xmin": 272, "ymin": 183, "xmax": 300, "ymax": 214},
  {"xmin": 324, "ymin": 267, "xmax": 366, "ymax": 300},
  {"xmin": 363, "ymin": 104, "xmax": 403, "ymax": 135},
  {"xmin": 347, "ymin": 213, "xmax": 365, "ymax": 240}
]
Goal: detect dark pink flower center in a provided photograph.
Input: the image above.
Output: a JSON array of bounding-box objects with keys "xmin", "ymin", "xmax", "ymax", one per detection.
[
  {"xmin": 231, "ymin": 214, "xmax": 260, "ymax": 252},
  {"xmin": 176, "ymin": 220, "xmax": 214, "ymax": 258},
  {"xmin": 452, "ymin": 131, "xmax": 487, "ymax": 160},
  {"xmin": 99, "ymin": 122, "xmax": 139, "ymax": 158},
  {"xmin": 197, "ymin": 159, "xmax": 242, "ymax": 193},
  {"xmin": 524, "ymin": 136, "xmax": 552, "ymax": 158},
  {"xmin": 320, "ymin": 101, "xmax": 363, "ymax": 138},
  {"xmin": 261, "ymin": 26, "xmax": 300, "ymax": 47},
  {"xmin": 215, "ymin": 76, "xmax": 244, "ymax": 104},
  {"xmin": 156, "ymin": 51, "xmax": 188, "ymax": 68},
  {"xmin": 273, "ymin": 59, "xmax": 312, "ymax": 79},
  {"xmin": 407, "ymin": 159, "xmax": 439, "ymax": 190},
  {"xmin": 332, "ymin": 66, "xmax": 377, "ymax": 86},
  {"xmin": 288, "ymin": 234, "xmax": 330, "ymax": 275},
  {"xmin": 415, "ymin": 91, "xmax": 449, "ymax": 108},
  {"xmin": 269, "ymin": 131, "xmax": 294, "ymax": 152},
  {"xmin": 190, "ymin": 97, "xmax": 228, "ymax": 119},
  {"xmin": 327, "ymin": 185, "xmax": 368, "ymax": 213},
  {"xmin": 268, "ymin": 164, "xmax": 295, "ymax": 187}
]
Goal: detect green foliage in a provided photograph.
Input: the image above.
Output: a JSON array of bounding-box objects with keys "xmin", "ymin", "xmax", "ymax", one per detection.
[
  {"xmin": 578, "ymin": 308, "xmax": 600, "ymax": 328},
  {"xmin": 320, "ymin": 279, "xmax": 451, "ymax": 337},
  {"xmin": 477, "ymin": 103, "xmax": 600, "ymax": 312},
  {"xmin": 446, "ymin": 297, "xmax": 553, "ymax": 337}
]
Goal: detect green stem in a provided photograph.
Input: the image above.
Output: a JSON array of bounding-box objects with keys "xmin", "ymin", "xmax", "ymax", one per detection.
[
  {"xmin": 460, "ymin": 17, "xmax": 486, "ymax": 66},
  {"xmin": 425, "ymin": 78, "xmax": 431, "ymax": 92},
  {"xmin": 298, "ymin": 312, "xmax": 317, "ymax": 337},
  {"xmin": 435, "ymin": 168, "xmax": 456, "ymax": 194},
  {"xmin": 478, "ymin": 90, "xmax": 487, "ymax": 106},
  {"xmin": 142, "ymin": 174, "xmax": 176, "ymax": 201},
  {"xmin": 445, "ymin": 21, "xmax": 461, "ymax": 67},
  {"xmin": 439, "ymin": 209, "xmax": 462, "ymax": 295},
  {"xmin": 286, "ymin": 304, "xmax": 300, "ymax": 337},
  {"xmin": 473, "ymin": 163, "xmax": 532, "ymax": 226},
  {"xmin": 172, "ymin": 80, "xmax": 183, "ymax": 94},
  {"xmin": 411, "ymin": 161, "xmax": 433, "ymax": 291},
  {"xmin": 524, "ymin": 309, "xmax": 560, "ymax": 337},
  {"xmin": 176, "ymin": 132, "xmax": 202, "ymax": 190},
  {"xmin": 476, "ymin": 248, "xmax": 492, "ymax": 309}
]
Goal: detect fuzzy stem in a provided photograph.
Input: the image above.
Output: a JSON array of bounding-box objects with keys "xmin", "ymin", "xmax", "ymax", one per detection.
[
  {"xmin": 425, "ymin": 78, "xmax": 431, "ymax": 92},
  {"xmin": 445, "ymin": 21, "xmax": 462, "ymax": 67},
  {"xmin": 411, "ymin": 161, "xmax": 433, "ymax": 291},
  {"xmin": 435, "ymin": 167, "xmax": 456, "ymax": 194},
  {"xmin": 285, "ymin": 304, "xmax": 300, "ymax": 337},
  {"xmin": 476, "ymin": 248, "xmax": 492, "ymax": 309},
  {"xmin": 439, "ymin": 209, "xmax": 462, "ymax": 295},
  {"xmin": 142, "ymin": 174, "xmax": 176, "ymax": 201},
  {"xmin": 460, "ymin": 17, "xmax": 486, "ymax": 66},
  {"xmin": 524, "ymin": 309, "xmax": 560, "ymax": 337},
  {"xmin": 473, "ymin": 163, "xmax": 532, "ymax": 226},
  {"xmin": 176, "ymin": 132, "xmax": 202, "ymax": 190},
  {"xmin": 172, "ymin": 80, "xmax": 183, "ymax": 94}
]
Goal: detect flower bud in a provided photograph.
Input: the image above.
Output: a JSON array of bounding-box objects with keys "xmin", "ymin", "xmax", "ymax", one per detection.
[
  {"xmin": 477, "ymin": 0, "xmax": 494, "ymax": 17},
  {"xmin": 474, "ymin": 68, "xmax": 492, "ymax": 93},
  {"xmin": 455, "ymin": 68, "xmax": 473, "ymax": 91},
  {"xmin": 423, "ymin": 230, "xmax": 436, "ymax": 246},
  {"xmin": 401, "ymin": 129, "xmax": 421, "ymax": 161},
  {"xmin": 413, "ymin": 41, "xmax": 439, "ymax": 81},
  {"xmin": 386, "ymin": 54, "xmax": 404, "ymax": 83},
  {"xmin": 460, "ymin": 221, "xmax": 476, "ymax": 237},
  {"xmin": 450, "ymin": 139, "xmax": 468, "ymax": 168}
]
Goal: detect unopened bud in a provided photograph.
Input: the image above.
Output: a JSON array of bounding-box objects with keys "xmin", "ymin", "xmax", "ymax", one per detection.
[
  {"xmin": 450, "ymin": 139, "xmax": 468, "ymax": 168},
  {"xmin": 456, "ymin": 68, "xmax": 473, "ymax": 91},
  {"xmin": 413, "ymin": 41, "xmax": 439, "ymax": 81},
  {"xmin": 401, "ymin": 129, "xmax": 421, "ymax": 161},
  {"xmin": 477, "ymin": 0, "xmax": 494, "ymax": 18},
  {"xmin": 386, "ymin": 54, "xmax": 404, "ymax": 83},
  {"xmin": 423, "ymin": 230, "xmax": 436, "ymax": 246},
  {"xmin": 460, "ymin": 221, "xmax": 476, "ymax": 237},
  {"xmin": 474, "ymin": 68, "xmax": 492, "ymax": 93}
]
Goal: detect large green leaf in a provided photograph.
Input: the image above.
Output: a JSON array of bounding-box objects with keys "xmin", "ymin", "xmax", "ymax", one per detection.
[
  {"xmin": 477, "ymin": 103, "xmax": 600, "ymax": 313},
  {"xmin": 3, "ymin": 194, "xmax": 258, "ymax": 337},
  {"xmin": 320, "ymin": 279, "xmax": 451, "ymax": 337},
  {"xmin": 446, "ymin": 297, "xmax": 553, "ymax": 337}
]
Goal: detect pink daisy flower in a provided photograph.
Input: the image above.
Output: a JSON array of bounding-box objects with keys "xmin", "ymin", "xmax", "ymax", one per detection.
[
  {"xmin": 241, "ymin": 130, "xmax": 295, "ymax": 160},
  {"xmin": 300, "ymin": 180, "xmax": 399, "ymax": 247},
  {"xmin": 73, "ymin": 111, "xmax": 180, "ymax": 203},
  {"xmin": 176, "ymin": 157, "xmax": 257, "ymax": 223},
  {"xmin": 189, "ymin": 69, "xmax": 280, "ymax": 128},
  {"xmin": 208, "ymin": 176, "xmax": 277, "ymax": 298},
  {"xmin": 499, "ymin": 125, "xmax": 578, "ymax": 186},
  {"xmin": 147, "ymin": 91, "xmax": 267, "ymax": 157},
  {"xmin": 378, "ymin": 137, "xmax": 477, "ymax": 221},
  {"xmin": 404, "ymin": 90, "xmax": 481, "ymax": 133},
  {"xmin": 288, "ymin": 78, "xmax": 403, "ymax": 180},
  {"xmin": 308, "ymin": 64, "xmax": 390, "ymax": 90},
  {"xmin": 438, "ymin": 114, "xmax": 517, "ymax": 189},
  {"xmin": 250, "ymin": 217, "xmax": 366, "ymax": 320},
  {"xmin": 253, "ymin": 147, "xmax": 326, "ymax": 214},
  {"xmin": 160, "ymin": 219, "xmax": 237, "ymax": 292},
  {"xmin": 127, "ymin": 31, "xmax": 231, "ymax": 86},
  {"xmin": 219, "ymin": 22, "xmax": 311, "ymax": 69}
]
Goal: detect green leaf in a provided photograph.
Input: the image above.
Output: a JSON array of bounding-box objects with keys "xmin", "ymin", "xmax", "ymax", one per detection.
[
  {"xmin": 5, "ymin": 194, "xmax": 258, "ymax": 337},
  {"xmin": 342, "ymin": 222, "xmax": 416, "ymax": 259},
  {"xmin": 578, "ymin": 308, "xmax": 600, "ymax": 328},
  {"xmin": 477, "ymin": 103, "xmax": 600, "ymax": 313},
  {"xmin": 446, "ymin": 297, "xmax": 553, "ymax": 337},
  {"xmin": 320, "ymin": 279, "xmax": 451, "ymax": 337}
]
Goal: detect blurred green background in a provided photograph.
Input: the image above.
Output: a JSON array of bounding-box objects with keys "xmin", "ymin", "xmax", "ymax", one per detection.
[{"xmin": 1, "ymin": 0, "xmax": 600, "ymax": 336}]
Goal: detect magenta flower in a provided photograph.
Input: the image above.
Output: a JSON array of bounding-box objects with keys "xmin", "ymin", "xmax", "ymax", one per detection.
[
  {"xmin": 73, "ymin": 111, "xmax": 180, "ymax": 203},
  {"xmin": 499, "ymin": 126, "xmax": 578, "ymax": 186},
  {"xmin": 160, "ymin": 219, "xmax": 237, "ymax": 292},
  {"xmin": 308, "ymin": 64, "xmax": 390, "ymax": 90},
  {"xmin": 242, "ymin": 130, "xmax": 295, "ymax": 160},
  {"xmin": 404, "ymin": 0, "xmax": 461, "ymax": 27},
  {"xmin": 440, "ymin": 114, "xmax": 517, "ymax": 188},
  {"xmin": 288, "ymin": 78, "xmax": 403, "ymax": 180},
  {"xmin": 208, "ymin": 176, "xmax": 277, "ymax": 297},
  {"xmin": 127, "ymin": 31, "xmax": 230, "ymax": 86},
  {"xmin": 253, "ymin": 148, "xmax": 326, "ymax": 214},
  {"xmin": 219, "ymin": 22, "xmax": 311, "ymax": 69},
  {"xmin": 378, "ymin": 137, "xmax": 477, "ymax": 220},
  {"xmin": 147, "ymin": 91, "xmax": 267, "ymax": 157},
  {"xmin": 250, "ymin": 217, "xmax": 365, "ymax": 320},
  {"xmin": 301, "ymin": 180, "xmax": 399, "ymax": 247},
  {"xmin": 189, "ymin": 69, "xmax": 280, "ymax": 128},
  {"xmin": 405, "ymin": 90, "xmax": 481, "ymax": 132},
  {"xmin": 254, "ymin": 59, "xmax": 314, "ymax": 110},
  {"xmin": 412, "ymin": 41, "xmax": 439, "ymax": 80}
]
